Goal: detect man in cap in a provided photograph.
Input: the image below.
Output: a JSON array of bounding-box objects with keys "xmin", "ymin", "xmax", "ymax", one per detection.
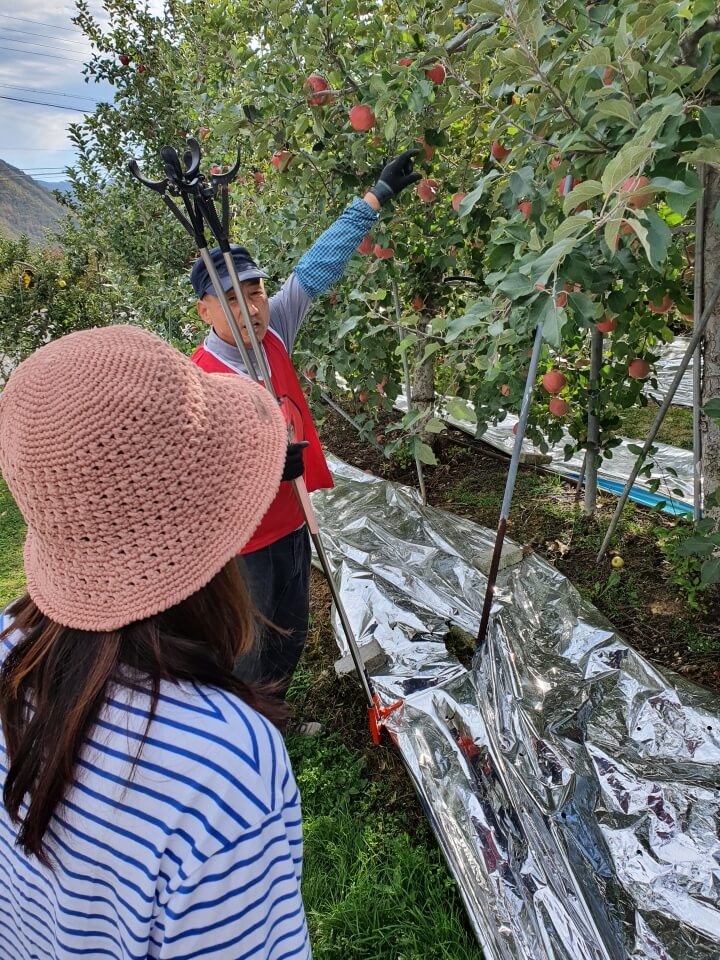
[{"xmin": 191, "ymin": 151, "xmax": 421, "ymax": 713}]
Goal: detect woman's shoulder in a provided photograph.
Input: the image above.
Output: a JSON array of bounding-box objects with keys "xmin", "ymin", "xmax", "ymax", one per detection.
[{"xmin": 105, "ymin": 678, "xmax": 295, "ymax": 822}]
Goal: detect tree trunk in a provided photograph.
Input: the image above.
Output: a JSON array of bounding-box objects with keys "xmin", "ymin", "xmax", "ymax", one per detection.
[{"xmin": 701, "ymin": 165, "xmax": 720, "ymax": 511}]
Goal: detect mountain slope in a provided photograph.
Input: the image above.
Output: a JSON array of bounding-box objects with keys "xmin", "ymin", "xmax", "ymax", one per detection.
[{"xmin": 0, "ymin": 159, "xmax": 66, "ymax": 245}]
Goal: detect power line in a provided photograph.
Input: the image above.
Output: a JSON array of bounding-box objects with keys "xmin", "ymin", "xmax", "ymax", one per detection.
[
  {"xmin": 0, "ymin": 36, "xmax": 90, "ymax": 58},
  {"xmin": 0, "ymin": 95, "xmax": 90, "ymax": 112},
  {"xmin": 0, "ymin": 84, "xmax": 98, "ymax": 103},
  {"xmin": 0, "ymin": 44, "xmax": 86, "ymax": 64},
  {"xmin": 3, "ymin": 15, "xmax": 80, "ymax": 35},
  {"xmin": 0, "ymin": 26, "xmax": 90, "ymax": 47}
]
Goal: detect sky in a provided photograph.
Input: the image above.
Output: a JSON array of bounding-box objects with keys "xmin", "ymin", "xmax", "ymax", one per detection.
[{"xmin": 0, "ymin": 1, "xmax": 145, "ymax": 183}]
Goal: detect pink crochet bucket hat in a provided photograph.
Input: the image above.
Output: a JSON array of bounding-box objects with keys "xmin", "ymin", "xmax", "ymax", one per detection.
[{"xmin": 0, "ymin": 325, "xmax": 288, "ymax": 631}]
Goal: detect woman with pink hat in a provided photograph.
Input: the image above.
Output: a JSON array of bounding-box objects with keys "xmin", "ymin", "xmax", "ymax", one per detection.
[{"xmin": 0, "ymin": 326, "xmax": 311, "ymax": 959}]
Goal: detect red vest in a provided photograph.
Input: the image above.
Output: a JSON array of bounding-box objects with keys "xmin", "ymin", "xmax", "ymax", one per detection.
[{"xmin": 191, "ymin": 330, "xmax": 333, "ymax": 554}]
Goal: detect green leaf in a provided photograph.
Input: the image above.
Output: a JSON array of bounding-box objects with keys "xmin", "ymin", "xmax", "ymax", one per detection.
[
  {"xmin": 572, "ymin": 46, "xmax": 611, "ymax": 76},
  {"xmin": 553, "ymin": 211, "xmax": 593, "ymax": 242},
  {"xmin": 524, "ymin": 238, "xmax": 578, "ymax": 286},
  {"xmin": 602, "ymin": 141, "xmax": 653, "ymax": 195},
  {"xmin": 459, "ymin": 169, "xmax": 501, "ymax": 216},
  {"xmin": 626, "ymin": 443, "xmax": 644, "ymax": 456},
  {"xmin": 497, "ymin": 272, "xmax": 539, "ymax": 299},
  {"xmin": 681, "ymin": 142, "xmax": 720, "ymax": 164},
  {"xmin": 595, "ymin": 99, "xmax": 635, "ymax": 126},
  {"xmin": 700, "ymin": 556, "xmax": 720, "ymax": 584},
  {"xmin": 702, "ymin": 398, "xmax": 720, "ymax": 423},
  {"xmin": 337, "ymin": 316, "xmax": 360, "ymax": 337},
  {"xmin": 562, "ymin": 180, "xmax": 603, "ymax": 215},
  {"xmin": 699, "ymin": 106, "xmax": 720, "ymax": 138},
  {"xmin": 635, "ymin": 210, "xmax": 672, "ymax": 270},
  {"xmin": 415, "ymin": 441, "xmax": 438, "ymax": 465},
  {"xmin": 424, "ymin": 417, "xmax": 446, "ymax": 434},
  {"xmin": 445, "ymin": 398, "xmax": 477, "ymax": 423},
  {"xmin": 384, "ymin": 115, "xmax": 398, "ymax": 141},
  {"xmin": 421, "ymin": 342, "xmax": 442, "ymax": 363},
  {"xmin": 677, "ymin": 536, "xmax": 716, "ymax": 557},
  {"xmin": 446, "ymin": 299, "xmax": 496, "ymax": 341},
  {"xmin": 537, "ymin": 296, "xmax": 566, "ymax": 348},
  {"xmin": 516, "ymin": 0, "xmax": 544, "ymax": 43}
]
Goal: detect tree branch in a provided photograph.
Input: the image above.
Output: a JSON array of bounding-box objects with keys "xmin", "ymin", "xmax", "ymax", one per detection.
[{"xmin": 680, "ymin": 16, "xmax": 720, "ymax": 63}]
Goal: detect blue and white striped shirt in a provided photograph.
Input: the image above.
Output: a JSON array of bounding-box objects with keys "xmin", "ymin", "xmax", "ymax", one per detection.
[{"xmin": 0, "ymin": 615, "xmax": 311, "ymax": 960}]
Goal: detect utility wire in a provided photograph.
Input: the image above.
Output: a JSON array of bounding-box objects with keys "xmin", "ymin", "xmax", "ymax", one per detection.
[
  {"xmin": 0, "ymin": 33, "xmax": 90, "ymax": 55},
  {"xmin": 0, "ymin": 94, "xmax": 90, "ymax": 112},
  {"xmin": 0, "ymin": 26, "xmax": 90, "ymax": 47},
  {"xmin": 3, "ymin": 15, "xmax": 80, "ymax": 34},
  {"xmin": 0, "ymin": 44, "xmax": 86, "ymax": 64},
  {"xmin": 0, "ymin": 83, "xmax": 98, "ymax": 102}
]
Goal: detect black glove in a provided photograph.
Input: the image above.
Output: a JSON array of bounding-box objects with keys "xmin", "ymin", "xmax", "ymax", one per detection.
[
  {"xmin": 369, "ymin": 149, "xmax": 422, "ymax": 206},
  {"xmin": 281, "ymin": 441, "xmax": 309, "ymax": 481}
]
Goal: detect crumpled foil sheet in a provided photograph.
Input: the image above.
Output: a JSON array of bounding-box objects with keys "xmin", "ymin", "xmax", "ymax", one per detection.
[
  {"xmin": 650, "ymin": 338, "xmax": 694, "ymax": 408},
  {"xmin": 312, "ymin": 456, "xmax": 720, "ymax": 960}
]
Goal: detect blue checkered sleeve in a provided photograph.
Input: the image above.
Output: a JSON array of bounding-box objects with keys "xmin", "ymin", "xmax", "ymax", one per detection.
[{"xmin": 294, "ymin": 197, "xmax": 379, "ymax": 298}]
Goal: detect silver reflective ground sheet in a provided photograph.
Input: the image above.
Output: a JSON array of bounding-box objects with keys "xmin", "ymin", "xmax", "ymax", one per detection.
[
  {"xmin": 312, "ymin": 458, "xmax": 720, "ymax": 960},
  {"xmin": 650, "ymin": 339, "xmax": 694, "ymax": 408}
]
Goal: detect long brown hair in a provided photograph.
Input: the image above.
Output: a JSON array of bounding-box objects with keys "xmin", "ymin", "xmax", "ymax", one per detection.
[{"xmin": 0, "ymin": 560, "xmax": 286, "ymax": 865}]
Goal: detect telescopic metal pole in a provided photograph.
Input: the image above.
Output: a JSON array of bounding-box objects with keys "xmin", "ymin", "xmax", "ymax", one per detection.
[
  {"xmin": 391, "ymin": 278, "xmax": 427, "ymax": 504},
  {"xmin": 693, "ymin": 166, "xmax": 706, "ymax": 521},
  {"xmin": 476, "ymin": 319, "xmax": 546, "ymax": 646},
  {"xmin": 597, "ymin": 273, "xmax": 720, "ymax": 562},
  {"xmin": 194, "ymin": 188, "xmax": 377, "ymax": 708}
]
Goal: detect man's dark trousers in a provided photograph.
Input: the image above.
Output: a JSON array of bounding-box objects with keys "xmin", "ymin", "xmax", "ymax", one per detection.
[{"xmin": 235, "ymin": 525, "xmax": 311, "ymax": 696}]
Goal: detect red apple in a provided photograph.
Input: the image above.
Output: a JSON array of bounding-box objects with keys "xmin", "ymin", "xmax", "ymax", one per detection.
[
  {"xmin": 518, "ymin": 201, "xmax": 532, "ymax": 220},
  {"xmin": 555, "ymin": 291, "xmax": 568, "ymax": 307},
  {"xmin": 416, "ymin": 136, "xmax": 435, "ymax": 160},
  {"xmin": 376, "ymin": 433, "xmax": 386, "ymax": 444},
  {"xmin": 648, "ymin": 294, "xmax": 673, "ymax": 314},
  {"xmin": 210, "ymin": 165, "xmax": 221, "ymax": 175},
  {"xmin": 425, "ymin": 64, "xmax": 446, "ymax": 85},
  {"xmin": 358, "ymin": 391, "xmax": 369, "ymax": 403},
  {"xmin": 373, "ymin": 244, "xmax": 394, "ymax": 259},
  {"xmin": 491, "ymin": 140, "xmax": 511, "ymax": 162},
  {"xmin": 137, "ymin": 63, "xmax": 146, "ymax": 74},
  {"xmin": 349, "ymin": 104, "xmax": 376, "ymax": 131},
  {"xmin": 512, "ymin": 423, "xmax": 519, "ymax": 436},
  {"xmin": 602, "ymin": 66, "xmax": 614, "ymax": 86},
  {"xmin": 398, "ymin": 57, "xmax": 414, "ymax": 66},
  {"xmin": 557, "ymin": 176, "xmax": 581, "ymax": 198},
  {"xmin": 303, "ymin": 368, "xmax": 317, "ymax": 381},
  {"xmin": 376, "ymin": 378, "xmax": 386, "ymax": 396},
  {"xmin": 271, "ymin": 150, "xmax": 293, "ymax": 172},
  {"xmin": 548, "ymin": 397, "xmax": 570, "ymax": 417},
  {"xmin": 199, "ymin": 126, "xmax": 211, "ymax": 140},
  {"xmin": 253, "ymin": 171, "xmax": 266, "ymax": 186},
  {"xmin": 622, "ymin": 175, "xmax": 651, "ymax": 208},
  {"xmin": 357, "ymin": 234, "xmax": 373, "ymax": 255},
  {"xmin": 305, "ymin": 74, "xmax": 332, "ymax": 106},
  {"xmin": 549, "ymin": 154, "xmax": 562, "ymax": 170},
  {"xmin": 500, "ymin": 383, "xmax": 510, "ymax": 397},
  {"xmin": 542, "ymin": 370, "xmax": 567, "ymax": 394},
  {"xmin": 596, "ymin": 314, "xmax": 617, "ymax": 334},
  {"xmin": 119, "ymin": 53, "xmax": 131, "ymax": 66},
  {"xmin": 628, "ymin": 358, "xmax": 651, "ymax": 380},
  {"xmin": 412, "ymin": 296, "xmax": 425, "ymax": 310},
  {"xmin": 451, "ymin": 192, "xmax": 467, "ymax": 212},
  {"xmin": 329, "ymin": 291, "xmax": 338, "ymax": 305},
  {"xmin": 417, "ymin": 178, "xmax": 439, "ymax": 203}
]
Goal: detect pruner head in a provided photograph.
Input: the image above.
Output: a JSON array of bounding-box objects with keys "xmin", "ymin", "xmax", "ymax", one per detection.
[
  {"xmin": 127, "ymin": 158, "xmax": 168, "ymax": 194},
  {"xmin": 208, "ymin": 145, "xmax": 242, "ymax": 187}
]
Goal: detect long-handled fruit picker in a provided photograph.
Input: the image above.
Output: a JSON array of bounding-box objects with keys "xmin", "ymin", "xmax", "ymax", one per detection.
[{"xmin": 129, "ymin": 138, "xmax": 402, "ymax": 743}]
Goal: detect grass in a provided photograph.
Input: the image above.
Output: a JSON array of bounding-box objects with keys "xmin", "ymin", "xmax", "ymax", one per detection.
[
  {"xmin": 0, "ymin": 477, "xmax": 25, "ymax": 609},
  {"xmin": 618, "ymin": 401, "xmax": 694, "ymax": 450},
  {"xmin": 286, "ymin": 733, "xmax": 482, "ymax": 960}
]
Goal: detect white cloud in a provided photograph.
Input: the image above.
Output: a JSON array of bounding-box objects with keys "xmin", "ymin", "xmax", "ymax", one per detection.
[{"xmin": 0, "ymin": 1, "xmax": 135, "ymax": 177}]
